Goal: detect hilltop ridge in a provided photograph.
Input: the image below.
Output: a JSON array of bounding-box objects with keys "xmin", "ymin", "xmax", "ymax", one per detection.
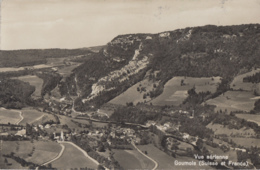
[{"xmin": 58, "ymin": 24, "xmax": 260, "ymax": 110}]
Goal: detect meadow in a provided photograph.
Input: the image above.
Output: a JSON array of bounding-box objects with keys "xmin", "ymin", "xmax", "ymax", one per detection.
[
  {"xmin": 206, "ymin": 123, "xmax": 255, "ymax": 136},
  {"xmin": 14, "ymin": 75, "xmax": 43, "ymax": 98},
  {"xmin": 73, "ymin": 118, "xmax": 108, "ymax": 128},
  {"xmin": 0, "ymin": 67, "xmax": 24, "ymax": 72},
  {"xmin": 151, "ymin": 76, "xmax": 221, "ymax": 106},
  {"xmin": 0, "ymin": 155, "xmax": 24, "ymax": 169},
  {"xmin": 1, "ymin": 140, "xmax": 62, "ymax": 166},
  {"xmin": 136, "ymin": 144, "xmax": 176, "ymax": 169},
  {"xmin": 136, "ymin": 144, "xmax": 212, "ymax": 169},
  {"xmin": 203, "ymin": 144, "xmax": 237, "ymax": 162},
  {"xmin": 236, "ymin": 114, "xmax": 260, "ymax": 125},
  {"xmin": 19, "ymin": 108, "xmax": 45, "ymax": 125},
  {"xmin": 228, "ymin": 137, "xmax": 260, "ymax": 148},
  {"xmin": 230, "ymin": 68, "xmax": 260, "ymax": 91},
  {"xmin": 52, "ymin": 143, "xmax": 98, "ymax": 170},
  {"xmin": 33, "ymin": 114, "xmax": 57, "ymax": 126},
  {"xmin": 46, "ymin": 58, "xmax": 66, "ymax": 65},
  {"xmin": 205, "ymin": 91, "xmax": 256, "ymax": 113},
  {"xmin": 57, "ymin": 63, "xmax": 80, "ymax": 77},
  {"xmin": 26, "ymin": 141, "xmax": 62, "ymax": 165},
  {"xmin": 58, "ymin": 115, "xmax": 87, "ymax": 131},
  {"xmin": 109, "ymin": 79, "xmax": 158, "ymax": 105},
  {"xmin": 113, "ymin": 149, "xmax": 154, "ymax": 169},
  {"xmin": 0, "ymin": 108, "xmax": 21, "ymax": 124}
]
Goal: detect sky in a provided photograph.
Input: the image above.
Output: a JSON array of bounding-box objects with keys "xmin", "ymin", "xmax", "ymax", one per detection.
[{"xmin": 1, "ymin": 0, "xmax": 260, "ymax": 50}]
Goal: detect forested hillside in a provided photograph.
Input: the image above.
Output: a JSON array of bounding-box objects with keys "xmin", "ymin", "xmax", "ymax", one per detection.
[
  {"xmin": 63, "ymin": 24, "xmax": 260, "ymax": 110},
  {"xmin": 0, "ymin": 79, "xmax": 35, "ymax": 109}
]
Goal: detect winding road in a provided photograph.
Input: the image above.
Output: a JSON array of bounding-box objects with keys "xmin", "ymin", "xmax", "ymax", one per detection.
[
  {"xmin": 60, "ymin": 141, "xmax": 109, "ymax": 170},
  {"xmin": 36, "ymin": 141, "xmax": 109, "ymax": 170},
  {"xmin": 42, "ymin": 143, "xmax": 65, "ymax": 166},
  {"xmin": 35, "ymin": 142, "xmax": 65, "ymax": 170},
  {"xmin": 132, "ymin": 142, "xmax": 158, "ymax": 170},
  {"xmin": 29, "ymin": 114, "xmax": 45, "ymax": 124},
  {"xmin": 15, "ymin": 111, "xmax": 23, "ymax": 125}
]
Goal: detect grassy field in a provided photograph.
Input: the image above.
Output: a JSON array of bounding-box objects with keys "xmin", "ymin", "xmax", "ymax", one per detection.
[
  {"xmin": 0, "ymin": 67, "xmax": 24, "ymax": 72},
  {"xmin": 14, "ymin": 75, "xmax": 43, "ymax": 98},
  {"xmin": 205, "ymin": 91, "xmax": 256, "ymax": 113},
  {"xmin": 46, "ymin": 58, "xmax": 66, "ymax": 65},
  {"xmin": 52, "ymin": 143, "xmax": 98, "ymax": 170},
  {"xmin": 57, "ymin": 63, "xmax": 80, "ymax": 77},
  {"xmin": 207, "ymin": 123, "xmax": 255, "ymax": 136},
  {"xmin": 58, "ymin": 115, "xmax": 87, "ymax": 131},
  {"xmin": 113, "ymin": 149, "xmax": 154, "ymax": 169},
  {"xmin": 0, "ymin": 155, "xmax": 25, "ymax": 169},
  {"xmin": 137, "ymin": 144, "xmax": 212, "ymax": 169},
  {"xmin": 2, "ymin": 141, "xmax": 33, "ymax": 158},
  {"xmin": 203, "ymin": 144, "xmax": 237, "ymax": 162},
  {"xmin": 236, "ymin": 114, "xmax": 260, "ymax": 125},
  {"xmin": 151, "ymin": 76, "xmax": 221, "ymax": 106},
  {"xmin": 19, "ymin": 108, "xmax": 45, "ymax": 125},
  {"xmin": 33, "ymin": 114, "xmax": 56, "ymax": 126},
  {"xmin": 1, "ymin": 140, "xmax": 62, "ymax": 166},
  {"xmin": 228, "ymin": 137, "xmax": 260, "ymax": 148},
  {"xmin": 26, "ymin": 141, "xmax": 62, "ymax": 165},
  {"xmin": 109, "ymin": 79, "xmax": 159, "ymax": 105},
  {"xmin": 73, "ymin": 118, "xmax": 108, "ymax": 128},
  {"xmin": 0, "ymin": 108, "xmax": 21, "ymax": 124},
  {"xmin": 231, "ymin": 68, "xmax": 260, "ymax": 91},
  {"xmin": 136, "ymin": 144, "xmax": 176, "ymax": 169}
]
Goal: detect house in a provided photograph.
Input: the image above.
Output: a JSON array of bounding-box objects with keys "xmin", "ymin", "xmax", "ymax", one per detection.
[
  {"xmin": 33, "ymin": 127, "xmax": 38, "ymax": 131},
  {"xmin": 183, "ymin": 133, "xmax": 190, "ymax": 139},
  {"xmin": 110, "ymin": 132, "xmax": 116, "ymax": 138},
  {"xmin": 15, "ymin": 129, "xmax": 26, "ymax": 136},
  {"xmin": 135, "ymin": 137, "xmax": 141, "ymax": 144},
  {"xmin": 234, "ymin": 148, "xmax": 246, "ymax": 152},
  {"xmin": 38, "ymin": 125, "xmax": 44, "ymax": 130},
  {"xmin": 146, "ymin": 121, "xmax": 156, "ymax": 127},
  {"xmin": 146, "ymin": 36, "xmax": 152, "ymax": 40},
  {"xmin": 45, "ymin": 124, "xmax": 51, "ymax": 129}
]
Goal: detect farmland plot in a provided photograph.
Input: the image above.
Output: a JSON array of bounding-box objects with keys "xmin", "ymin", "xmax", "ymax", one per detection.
[
  {"xmin": 109, "ymin": 78, "xmax": 159, "ymax": 105},
  {"xmin": 205, "ymin": 91, "xmax": 256, "ymax": 113},
  {"xmin": 0, "ymin": 108, "xmax": 21, "ymax": 124},
  {"xmin": 52, "ymin": 143, "xmax": 98, "ymax": 169},
  {"xmin": 113, "ymin": 149, "xmax": 154, "ymax": 169},
  {"xmin": 151, "ymin": 76, "xmax": 221, "ymax": 106},
  {"xmin": 231, "ymin": 68, "xmax": 260, "ymax": 91}
]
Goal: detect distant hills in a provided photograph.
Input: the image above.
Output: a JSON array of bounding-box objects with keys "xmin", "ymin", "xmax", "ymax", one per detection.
[{"xmin": 0, "ymin": 48, "xmax": 94, "ymax": 67}]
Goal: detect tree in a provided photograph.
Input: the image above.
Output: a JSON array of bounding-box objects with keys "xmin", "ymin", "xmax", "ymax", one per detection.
[
  {"xmin": 47, "ymin": 163, "xmax": 52, "ymax": 168},
  {"xmin": 143, "ymin": 93, "xmax": 147, "ymax": 99},
  {"xmin": 181, "ymin": 79, "xmax": 184, "ymax": 86},
  {"xmin": 4, "ymin": 158, "xmax": 8, "ymax": 164},
  {"xmin": 196, "ymin": 138, "xmax": 204, "ymax": 150},
  {"xmin": 97, "ymin": 164, "xmax": 105, "ymax": 170},
  {"xmin": 98, "ymin": 144, "xmax": 105, "ymax": 152}
]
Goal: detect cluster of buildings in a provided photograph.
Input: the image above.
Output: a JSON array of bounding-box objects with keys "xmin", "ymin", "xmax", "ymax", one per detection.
[
  {"xmin": 53, "ymin": 131, "xmax": 65, "ymax": 141},
  {"xmin": 109, "ymin": 127, "xmax": 141, "ymax": 144}
]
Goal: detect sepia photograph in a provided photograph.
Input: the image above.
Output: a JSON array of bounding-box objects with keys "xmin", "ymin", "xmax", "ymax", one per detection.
[{"xmin": 1, "ymin": 0, "xmax": 260, "ymax": 169}]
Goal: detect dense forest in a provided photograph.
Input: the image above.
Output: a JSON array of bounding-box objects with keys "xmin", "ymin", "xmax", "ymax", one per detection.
[{"xmin": 0, "ymin": 79, "xmax": 35, "ymax": 109}]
